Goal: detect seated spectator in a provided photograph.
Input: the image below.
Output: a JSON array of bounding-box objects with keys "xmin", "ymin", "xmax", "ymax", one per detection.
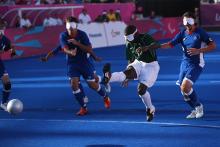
[
  {"xmin": 0, "ymin": 17, "xmax": 7, "ymax": 28},
  {"xmin": 78, "ymin": 9, "xmax": 92, "ymax": 24},
  {"xmin": 20, "ymin": 14, "xmax": 32, "ymax": 30},
  {"xmin": 35, "ymin": 0, "xmax": 48, "ymax": 5},
  {"xmin": 43, "ymin": 14, "xmax": 50, "ymax": 27},
  {"xmin": 98, "ymin": 10, "xmax": 109, "ymax": 22},
  {"xmin": 115, "ymin": 9, "xmax": 121, "ymax": 21},
  {"xmin": 107, "ymin": 9, "xmax": 116, "ymax": 21}
]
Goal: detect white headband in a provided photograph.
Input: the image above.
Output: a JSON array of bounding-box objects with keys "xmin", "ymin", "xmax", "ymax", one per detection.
[
  {"xmin": 183, "ymin": 17, "xmax": 195, "ymax": 25},
  {"xmin": 66, "ymin": 22, "xmax": 77, "ymax": 30},
  {"xmin": 124, "ymin": 29, "xmax": 137, "ymax": 42}
]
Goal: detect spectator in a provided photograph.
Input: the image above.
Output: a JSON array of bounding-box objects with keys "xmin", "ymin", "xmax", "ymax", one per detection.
[
  {"xmin": 115, "ymin": 9, "xmax": 122, "ymax": 21},
  {"xmin": 194, "ymin": 7, "xmax": 200, "ymax": 26},
  {"xmin": 20, "ymin": 14, "xmax": 32, "ymax": 30},
  {"xmin": 43, "ymin": 14, "xmax": 50, "ymax": 27},
  {"xmin": 101, "ymin": 10, "xmax": 109, "ymax": 22},
  {"xmin": 0, "ymin": 17, "xmax": 7, "ymax": 28},
  {"xmin": 78, "ymin": 9, "xmax": 92, "ymax": 24},
  {"xmin": 107, "ymin": 9, "xmax": 116, "ymax": 21},
  {"xmin": 35, "ymin": 0, "xmax": 48, "ymax": 5}
]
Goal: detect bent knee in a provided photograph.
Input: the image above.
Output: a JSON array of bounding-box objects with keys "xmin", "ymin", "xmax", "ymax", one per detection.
[{"xmin": 138, "ymin": 83, "xmax": 148, "ymax": 96}]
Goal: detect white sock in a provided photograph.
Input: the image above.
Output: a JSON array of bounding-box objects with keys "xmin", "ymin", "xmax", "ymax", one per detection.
[
  {"xmin": 109, "ymin": 72, "xmax": 126, "ymax": 83},
  {"xmin": 139, "ymin": 91, "xmax": 153, "ymax": 109}
]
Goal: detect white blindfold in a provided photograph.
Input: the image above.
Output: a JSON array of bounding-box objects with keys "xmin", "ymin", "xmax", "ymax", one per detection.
[
  {"xmin": 183, "ymin": 17, "xmax": 195, "ymax": 26},
  {"xmin": 124, "ymin": 29, "xmax": 137, "ymax": 42},
  {"xmin": 66, "ymin": 22, "xmax": 77, "ymax": 30}
]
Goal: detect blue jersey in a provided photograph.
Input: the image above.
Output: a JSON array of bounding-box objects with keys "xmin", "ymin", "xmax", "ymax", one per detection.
[
  {"xmin": 0, "ymin": 35, "xmax": 11, "ymax": 52},
  {"xmin": 59, "ymin": 30, "xmax": 91, "ymax": 65},
  {"xmin": 0, "ymin": 35, "xmax": 11, "ymax": 76},
  {"xmin": 170, "ymin": 28, "xmax": 213, "ymax": 66}
]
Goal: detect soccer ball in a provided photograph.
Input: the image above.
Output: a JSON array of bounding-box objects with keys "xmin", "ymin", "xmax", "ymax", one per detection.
[{"xmin": 7, "ymin": 99, "xmax": 23, "ymax": 115}]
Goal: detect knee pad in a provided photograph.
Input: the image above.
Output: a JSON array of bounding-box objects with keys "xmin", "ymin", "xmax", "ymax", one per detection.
[
  {"xmin": 4, "ymin": 82, "xmax": 11, "ymax": 91},
  {"xmin": 138, "ymin": 83, "xmax": 147, "ymax": 96}
]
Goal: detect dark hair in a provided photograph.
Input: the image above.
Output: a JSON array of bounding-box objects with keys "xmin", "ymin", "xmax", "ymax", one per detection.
[
  {"xmin": 66, "ymin": 16, "xmax": 78, "ymax": 23},
  {"xmin": 182, "ymin": 11, "xmax": 195, "ymax": 19},
  {"xmin": 124, "ymin": 25, "xmax": 137, "ymax": 36}
]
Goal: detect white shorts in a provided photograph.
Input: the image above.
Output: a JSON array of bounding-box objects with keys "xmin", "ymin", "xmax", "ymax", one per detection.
[{"xmin": 128, "ymin": 59, "xmax": 160, "ymax": 88}]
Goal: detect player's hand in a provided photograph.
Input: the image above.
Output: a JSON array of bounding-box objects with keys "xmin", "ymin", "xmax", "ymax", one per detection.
[
  {"xmin": 69, "ymin": 49, "xmax": 77, "ymax": 56},
  {"xmin": 121, "ymin": 79, "xmax": 129, "ymax": 87},
  {"xmin": 40, "ymin": 57, "xmax": 48, "ymax": 62},
  {"xmin": 68, "ymin": 39, "xmax": 78, "ymax": 45},
  {"xmin": 187, "ymin": 48, "xmax": 200, "ymax": 56}
]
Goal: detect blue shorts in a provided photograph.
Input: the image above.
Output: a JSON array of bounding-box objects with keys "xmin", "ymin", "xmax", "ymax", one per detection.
[
  {"xmin": 67, "ymin": 63, "xmax": 95, "ymax": 81},
  {"xmin": 177, "ymin": 61, "xmax": 203, "ymax": 85},
  {"xmin": 0, "ymin": 60, "xmax": 8, "ymax": 77}
]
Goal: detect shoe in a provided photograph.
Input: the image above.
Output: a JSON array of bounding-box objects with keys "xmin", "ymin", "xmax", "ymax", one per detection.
[
  {"xmin": 0, "ymin": 103, "xmax": 8, "ymax": 111},
  {"xmin": 84, "ymin": 96, "xmax": 89, "ymax": 104},
  {"xmin": 146, "ymin": 106, "xmax": 155, "ymax": 122},
  {"xmin": 104, "ymin": 96, "xmax": 111, "ymax": 109},
  {"xmin": 195, "ymin": 104, "xmax": 204, "ymax": 118},
  {"xmin": 186, "ymin": 110, "xmax": 197, "ymax": 119},
  {"xmin": 76, "ymin": 107, "xmax": 88, "ymax": 116},
  {"xmin": 102, "ymin": 63, "xmax": 111, "ymax": 84}
]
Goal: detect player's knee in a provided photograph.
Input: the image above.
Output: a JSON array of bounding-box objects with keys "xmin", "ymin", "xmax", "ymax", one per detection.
[
  {"xmin": 3, "ymin": 82, "xmax": 11, "ymax": 91},
  {"xmin": 138, "ymin": 83, "xmax": 147, "ymax": 96},
  {"xmin": 180, "ymin": 84, "xmax": 191, "ymax": 94},
  {"xmin": 123, "ymin": 66, "xmax": 137, "ymax": 79}
]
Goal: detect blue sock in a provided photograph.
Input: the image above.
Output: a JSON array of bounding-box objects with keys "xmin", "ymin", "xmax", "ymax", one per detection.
[
  {"xmin": 182, "ymin": 94, "xmax": 195, "ymax": 108},
  {"xmin": 97, "ymin": 84, "xmax": 107, "ymax": 98},
  {"xmin": 2, "ymin": 90, "xmax": 10, "ymax": 104},
  {"xmin": 188, "ymin": 89, "xmax": 201, "ymax": 107},
  {"xmin": 73, "ymin": 89, "xmax": 86, "ymax": 108}
]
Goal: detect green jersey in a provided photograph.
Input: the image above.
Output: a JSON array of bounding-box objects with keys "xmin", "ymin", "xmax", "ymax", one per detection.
[{"xmin": 126, "ymin": 33, "xmax": 158, "ymax": 63}]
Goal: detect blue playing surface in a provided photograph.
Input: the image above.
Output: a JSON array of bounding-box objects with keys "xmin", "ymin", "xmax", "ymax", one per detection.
[{"xmin": 0, "ymin": 32, "xmax": 220, "ymax": 147}]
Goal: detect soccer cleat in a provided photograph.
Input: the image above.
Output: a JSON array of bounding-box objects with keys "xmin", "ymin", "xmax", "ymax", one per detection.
[
  {"xmin": 186, "ymin": 110, "xmax": 197, "ymax": 119},
  {"xmin": 76, "ymin": 107, "xmax": 88, "ymax": 116},
  {"xmin": 102, "ymin": 63, "xmax": 111, "ymax": 84},
  {"xmin": 104, "ymin": 96, "xmax": 111, "ymax": 109},
  {"xmin": 146, "ymin": 106, "xmax": 155, "ymax": 122},
  {"xmin": 195, "ymin": 104, "xmax": 204, "ymax": 118},
  {"xmin": 0, "ymin": 103, "xmax": 8, "ymax": 111}
]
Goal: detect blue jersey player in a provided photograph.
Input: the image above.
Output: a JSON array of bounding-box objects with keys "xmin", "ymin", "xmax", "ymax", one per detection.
[
  {"xmin": 59, "ymin": 16, "xmax": 110, "ymax": 115},
  {"xmin": 40, "ymin": 45, "xmax": 110, "ymax": 104},
  {"xmin": 139, "ymin": 12, "xmax": 216, "ymax": 119},
  {"xmin": 0, "ymin": 24, "xmax": 16, "ymax": 111}
]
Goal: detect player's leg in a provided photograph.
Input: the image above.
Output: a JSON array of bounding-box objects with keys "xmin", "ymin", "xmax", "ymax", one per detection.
[
  {"xmin": 68, "ymin": 65, "xmax": 87, "ymax": 115},
  {"xmin": 102, "ymin": 60, "xmax": 139, "ymax": 84},
  {"xmin": 82, "ymin": 64, "xmax": 111, "ymax": 109},
  {"xmin": 0, "ymin": 61, "xmax": 11, "ymax": 111},
  {"xmin": 181, "ymin": 65, "xmax": 203, "ymax": 119},
  {"xmin": 138, "ymin": 61, "xmax": 159, "ymax": 121},
  {"xmin": 177, "ymin": 62, "xmax": 196, "ymax": 109}
]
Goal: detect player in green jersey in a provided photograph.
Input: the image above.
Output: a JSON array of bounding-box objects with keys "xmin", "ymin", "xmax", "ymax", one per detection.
[{"xmin": 102, "ymin": 25, "xmax": 160, "ymax": 121}]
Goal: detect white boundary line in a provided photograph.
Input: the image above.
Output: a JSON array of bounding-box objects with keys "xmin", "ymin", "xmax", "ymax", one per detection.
[{"xmin": 0, "ymin": 119, "xmax": 220, "ymax": 129}]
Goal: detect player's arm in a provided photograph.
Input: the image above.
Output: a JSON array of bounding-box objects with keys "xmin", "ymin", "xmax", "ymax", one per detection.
[
  {"xmin": 60, "ymin": 34, "xmax": 76, "ymax": 56},
  {"xmin": 68, "ymin": 37, "xmax": 101, "ymax": 61},
  {"xmin": 187, "ymin": 29, "xmax": 216, "ymax": 56},
  {"xmin": 41, "ymin": 45, "xmax": 62, "ymax": 62}
]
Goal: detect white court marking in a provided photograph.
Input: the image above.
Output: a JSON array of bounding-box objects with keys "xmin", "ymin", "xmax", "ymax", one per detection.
[{"xmin": 0, "ymin": 119, "xmax": 220, "ymax": 129}]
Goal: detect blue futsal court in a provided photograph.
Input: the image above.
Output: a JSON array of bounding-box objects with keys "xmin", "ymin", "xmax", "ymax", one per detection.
[{"xmin": 0, "ymin": 32, "xmax": 220, "ymax": 147}]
